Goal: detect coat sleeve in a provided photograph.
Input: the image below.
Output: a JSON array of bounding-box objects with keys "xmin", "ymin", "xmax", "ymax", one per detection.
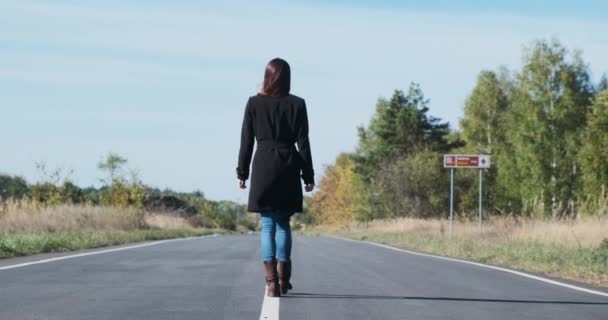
[
  {"xmin": 236, "ymin": 98, "xmax": 254, "ymax": 180},
  {"xmin": 297, "ymin": 100, "xmax": 315, "ymax": 184}
]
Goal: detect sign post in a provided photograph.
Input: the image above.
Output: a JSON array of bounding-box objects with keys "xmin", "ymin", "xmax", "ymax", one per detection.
[
  {"xmin": 449, "ymin": 167, "xmax": 454, "ymax": 239},
  {"xmin": 443, "ymin": 155, "xmax": 490, "ymax": 239},
  {"xmin": 479, "ymin": 168, "xmax": 482, "ymax": 232}
]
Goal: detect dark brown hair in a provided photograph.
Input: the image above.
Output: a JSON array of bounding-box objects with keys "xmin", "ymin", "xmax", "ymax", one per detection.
[{"xmin": 260, "ymin": 58, "xmax": 291, "ymax": 96}]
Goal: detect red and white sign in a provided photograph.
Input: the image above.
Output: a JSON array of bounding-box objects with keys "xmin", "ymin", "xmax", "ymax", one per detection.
[{"xmin": 444, "ymin": 155, "xmax": 490, "ymax": 168}]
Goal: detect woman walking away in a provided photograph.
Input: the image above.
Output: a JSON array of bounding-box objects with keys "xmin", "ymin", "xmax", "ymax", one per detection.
[{"xmin": 236, "ymin": 58, "xmax": 315, "ymax": 297}]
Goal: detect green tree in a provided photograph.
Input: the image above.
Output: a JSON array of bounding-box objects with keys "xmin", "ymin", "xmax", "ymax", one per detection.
[
  {"xmin": 353, "ymin": 83, "xmax": 452, "ymax": 219},
  {"xmin": 578, "ymin": 90, "xmax": 608, "ymax": 212},
  {"xmin": 461, "ymin": 71, "xmax": 509, "ymax": 154},
  {"xmin": 507, "ymin": 39, "xmax": 593, "ymax": 216},
  {"xmin": 460, "ymin": 70, "xmax": 513, "ymax": 213},
  {"xmin": 598, "ymin": 74, "xmax": 608, "ymax": 92},
  {"xmin": 0, "ymin": 175, "xmax": 29, "ymax": 200},
  {"xmin": 98, "ymin": 153, "xmax": 127, "ymax": 185},
  {"xmin": 355, "ymin": 83, "xmax": 451, "ymax": 181}
]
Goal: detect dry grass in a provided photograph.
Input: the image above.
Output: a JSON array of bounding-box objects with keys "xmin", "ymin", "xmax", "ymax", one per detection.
[
  {"xmin": 313, "ymin": 216, "xmax": 608, "ymax": 248},
  {"xmin": 306, "ymin": 215, "xmax": 608, "ymax": 287},
  {"xmin": 145, "ymin": 212, "xmax": 194, "ymax": 230},
  {"xmin": 0, "ymin": 200, "xmax": 217, "ymax": 258},
  {"xmin": 0, "ymin": 200, "xmax": 195, "ymax": 233}
]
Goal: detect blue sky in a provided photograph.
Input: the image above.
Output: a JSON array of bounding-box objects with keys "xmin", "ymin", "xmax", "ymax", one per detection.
[{"xmin": 2, "ymin": 1, "xmax": 608, "ymax": 202}]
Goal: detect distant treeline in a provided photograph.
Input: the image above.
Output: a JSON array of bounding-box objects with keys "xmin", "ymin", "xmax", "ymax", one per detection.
[
  {"xmin": 0, "ymin": 154, "xmax": 251, "ymax": 231},
  {"xmin": 308, "ymin": 39, "xmax": 608, "ymax": 224}
]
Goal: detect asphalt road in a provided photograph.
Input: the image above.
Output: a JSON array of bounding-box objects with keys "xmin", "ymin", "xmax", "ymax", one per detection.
[{"xmin": 0, "ymin": 234, "xmax": 606, "ymax": 319}]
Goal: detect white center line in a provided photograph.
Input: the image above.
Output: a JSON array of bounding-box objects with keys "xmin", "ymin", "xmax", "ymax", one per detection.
[{"xmin": 258, "ymin": 286, "xmax": 280, "ymax": 320}]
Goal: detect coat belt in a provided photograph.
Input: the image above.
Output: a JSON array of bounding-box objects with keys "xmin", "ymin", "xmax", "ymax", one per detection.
[{"xmin": 257, "ymin": 140, "xmax": 295, "ymax": 150}]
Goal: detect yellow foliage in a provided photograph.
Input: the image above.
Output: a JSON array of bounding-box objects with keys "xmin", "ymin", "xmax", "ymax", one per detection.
[
  {"xmin": 309, "ymin": 153, "xmax": 362, "ymax": 225},
  {"xmin": 102, "ymin": 178, "xmax": 145, "ymax": 209}
]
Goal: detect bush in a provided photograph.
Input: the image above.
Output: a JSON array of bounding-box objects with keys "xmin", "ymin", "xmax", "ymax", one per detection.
[
  {"xmin": 145, "ymin": 194, "xmax": 197, "ymax": 215},
  {"xmin": 101, "ymin": 178, "xmax": 145, "ymax": 208},
  {"xmin": 30, "ymin": 182, "xmax": 84, "ymax": 205},
  {"xmin": 188, "ymin": 213, "xmax": 215, "ymax": 228},
  {"xmin": 371, "ymin": 151, "xmax": 448, "ymax": 218},
  {"xmin": 213, "ymin": 211, "xmax": 236, "ymax": 230},
  {"xmin": 238, "ymin": 217, "xmax": 257, "ymax": 231}
]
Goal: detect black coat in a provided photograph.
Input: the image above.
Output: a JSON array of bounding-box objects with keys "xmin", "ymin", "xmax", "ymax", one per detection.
[{"xmin": 237, "ymin": 94, "xmax": 315, "ymax": 214}]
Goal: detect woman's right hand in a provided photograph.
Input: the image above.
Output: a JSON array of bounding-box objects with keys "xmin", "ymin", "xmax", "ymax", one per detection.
[
  {"xmin": 305, "ymin": 183, "xmax": 315, "ymax": 192},
  {"xmin": 238, "ymin": 180, "xmax": 247, "ymax": 189}
]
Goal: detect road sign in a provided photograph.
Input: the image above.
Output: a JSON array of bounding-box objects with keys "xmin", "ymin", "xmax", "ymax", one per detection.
[
  {"xmin": 444, "ymin": 155, "xmax": 490, "ymax": 168},
  {"xmin": 444, "ymin": 154, "xmax": 491, "ymax": 239}
]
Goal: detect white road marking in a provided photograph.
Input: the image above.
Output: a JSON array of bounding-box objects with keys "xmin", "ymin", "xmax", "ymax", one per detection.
[
  {"xmin": 0, "ymin": 234, "xmax": 217, "ymax": 271},
  {"xmin": 332, "ymin": 236, "xmax": 608, "ymax": 298},
  {"xmin": 259, "ymin": 286, "xmax": 280, "ymax": 320}
]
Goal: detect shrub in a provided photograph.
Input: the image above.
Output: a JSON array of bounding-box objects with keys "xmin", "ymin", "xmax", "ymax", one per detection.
[{"xmin": 101, "ymin": 178, "xmax": 145, "ymax": 208}]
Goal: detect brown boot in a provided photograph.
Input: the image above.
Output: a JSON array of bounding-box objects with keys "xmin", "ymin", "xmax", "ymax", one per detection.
[
  {"xmin": 277, "ymin": 259, "xmax": 293, "ymax": 294},
  {"xmin": 263, "ymin": 260, "xmax": 280, "ymax": 297}
]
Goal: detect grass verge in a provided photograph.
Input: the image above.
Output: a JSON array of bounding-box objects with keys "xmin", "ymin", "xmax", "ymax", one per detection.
[
  {"xmin": 303, "ymin": 217, "xmax": 608, "ymax": 288},
  {"xmin": 0, "ymin": 201, "xmax": 229, "ymax": 259},
  {"xmin": 0, "ymin": 228, "xmax": 221, "ymax": 259},
  {"xmin": 335, "ymin": 231, "xmax": 607, "ymax": 287}
]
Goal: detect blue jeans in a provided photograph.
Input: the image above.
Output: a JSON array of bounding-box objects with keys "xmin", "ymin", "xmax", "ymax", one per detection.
[{"xmin": 260, "ymin": 211, "xmax": 292, "ymax": 261}]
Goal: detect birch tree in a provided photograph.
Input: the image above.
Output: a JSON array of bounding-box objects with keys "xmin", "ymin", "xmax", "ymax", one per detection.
[{"xmin": 508, "ymin": 39, "xmax": 593, "ymax": 216}]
